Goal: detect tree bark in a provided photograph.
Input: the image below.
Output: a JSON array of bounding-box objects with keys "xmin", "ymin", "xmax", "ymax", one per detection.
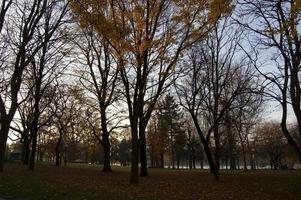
[
  {"xmin": 139, "ymin": 128, "xmax": 147, "ymax": 176},
  {"xmin": 160, "ymin": 152, "xmax": 164, "ymax": 168},
  {"xmin": 55, "ymin": 133, "xmax": 63, "ymax": 166},
  {"xmin": 102, "ymin": 131, "xmax": 112, "ymax": 172},
  {"xmin": 130, "ymin": 127, "xmax": 139, "ymax": 184},
  {"xmin": 213, "ymin": 126, "xmax": 220, "ymax": 181},
  {"xmin": 29, "ymin": 127, "xmax": 38, "ymax": 170},
  {"xmin": 0, "ymin": 127, "xmax": 8, "ymax": 172},
  {"xmin": 21, "ymin": 138, "xmax": 30, "ymax": 165}
]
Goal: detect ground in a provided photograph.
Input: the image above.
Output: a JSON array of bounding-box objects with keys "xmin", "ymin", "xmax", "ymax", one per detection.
[{"xmin": 0, "ymin": 163, "xmax": 300, "ymax": 200}]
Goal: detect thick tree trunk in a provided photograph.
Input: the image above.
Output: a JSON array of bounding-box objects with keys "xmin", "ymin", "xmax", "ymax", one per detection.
[
  {"xmin": 213, "ymin": 126, "xmax": 220, "ymax": 181},
  {"xmin": 55, "ymin": 129, "xmax": 64, "ymax": 166},
  {"xmin": 237, "ymin": 158, "xmax": 240, "ymax": 170},
  {"xmin": 130, "ymin": 128, "xmax": 139, "ymax": 184},
  {"xmin": 280, "ymin": 122, "xmax": 301, "ymax": 163},
  {"xmin": 100, "ymin": 107, "xmax": 112, "ymax": 172},
  {"xmin": 21, "ymin": 131, "xmax": 30, "ymax": 165},
  {"xmin": 0, "ymin": 114, "xmax": 13, "ymax": 172},
  {"xmin": 22, "ymin": 140, "xmax": 30, "ymax": 165},
  {"xmin": 0, "ymin": 133, "xmax": 8, "ymax": 172},
  {"xmin": 29, "ymin": 127, "xmax": 38, "ymax": 170},
  {"xmin": 102, "ymin": 132, "xmax": 112, "ymax": 172},
  {"xmin": 160, "ymin": 152, "xmax": 164, "ymax": 168},
  {"xmin": 55, "ymin": 141, "xmax": 61, "ymax": 166},
  {"xmin": 204, "ymin": 142, "xmax": 215, "ymax": 174},
  {"xmin": 281, "ymin": 67, "xmax": 301, "ymax": 163},
  {"xmin": 139, "ymin": 128, "xmax": 148, "ymax": 176},
  {"xmin": 242, "ymin": 145, "xmax": 248, "ymax": 170}
]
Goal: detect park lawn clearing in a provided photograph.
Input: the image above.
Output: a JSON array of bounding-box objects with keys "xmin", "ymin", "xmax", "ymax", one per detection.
[{"xmin": 0, "ymin": 163, "xmax": 300, "ymax": 200}]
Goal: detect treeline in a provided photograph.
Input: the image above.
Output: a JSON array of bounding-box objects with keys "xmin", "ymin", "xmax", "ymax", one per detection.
[{"xmin": 0, "ymin": 0, "xmax": 300, "ymax": 185}]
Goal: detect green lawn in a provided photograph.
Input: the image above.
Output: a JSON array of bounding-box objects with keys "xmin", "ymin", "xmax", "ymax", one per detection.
[{"xmin": 0, "ymin": 162, "xmax": 301, "ymax": 200}]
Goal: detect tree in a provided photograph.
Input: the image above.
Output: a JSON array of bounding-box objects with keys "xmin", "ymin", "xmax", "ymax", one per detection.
[
  {"xmin": 236, "ymin": 0, "xmax": 301, "ymax": 162},
  {"xmin": 70, "ymin": 0, "xmax": 231, "ymax": 184},
  {"xmin": 185, "ymin": 117, "xmax": 200, "ymax": 169},
  {"xmin": 26, "ymin": 0, "xmax": 69, "ymax": 170},
  {"xmin": 175, "ymin": 13, "xmax": 258, "ymax": 179},
  {"xmin": 0, "ymin": 0, "xmax": 50, "ymax": 172},
  {"xmin": 231, "ymin": 84, "xmax": 263, "ymax": 170},
  {"xmin": 0, "ymin": 0, "xmax": 12, "ymax": 33},
  {"xmin": 254, "ymin": 121, "xmax": 287, "ymax": 170},
  {"xmin": 52, "ymin": 86, "xmax": 84, "ymax": 166},
  {"xmin": 158, "ymin": 94, "xmax": 185, "ymax": 168},
  {"xmin": 73, "ymin": 27, "xmax": 120, "ymax": 172}
]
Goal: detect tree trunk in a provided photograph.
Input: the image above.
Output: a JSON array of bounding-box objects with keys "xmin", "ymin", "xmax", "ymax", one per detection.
[
  {"xmin": 130, "ymin": 128, "xmax": 139, "ymax": 184},
  {"xmin": 0, "ymin": 113, "xmax": 14, "ymax": 172},
  {"xmin": 100, "ymin": 107, "xmax": 112, "ymax": 172},
  {"xmin": 281, "ymin": 67, "xmax": 301, "ymax": 163},
  {"xmin": 203, "ymin": 142, "xmax": 215, "ymax": 174},
  {"xmin": 139, "ymin": 128, "xmax": 148, "ymax": 176},
  {"xmin": 192, "ymin": 147, "xmax": 196, "ymax": 169},
  {"xmin": 189, "ymin": 147, "xmax": 192, "ymax": 169},
  {"xmin": 102, "ymin": 131, "xmax": 112, "ymax": 172},
  {"xmin": 55, "ymin": 142, "xmax": 61, "ymax": 166},
  {"xmin": 242, "ymin": 145, "xmax": 248, "ymax": 170},
  {"xmin": 0, "ymin": 133, "xmax": 8, "ymax": 172},
  {"xmin": 21, "ymin": 136, "xmax": 30, "ymax": 165},
  {"xmin": 192, "ymin": 116, "xmax": 215, "ymax": 173},
  {"xmin": 160, "ymin": 152, "xmax": 164, "ymax": 168},
  {"xmin": 29, "ymin": 127, "xmax": 38, "ymax": 170},
  {"xmin": 200, "ymin": 152, "xmax": 204, "ymax": 170},
  {"xmin": 55, "ymin": 130, "xmax": 63, "ymax": 166},
  {"xmin": 213, "ymin": 126, "xmax": 220, "ymax": 181}
]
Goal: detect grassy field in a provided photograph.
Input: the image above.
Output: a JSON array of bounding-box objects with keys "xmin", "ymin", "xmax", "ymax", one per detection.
[{"xmin": 0, "ymin": 162, "xmax": 301, "ymax": 200}]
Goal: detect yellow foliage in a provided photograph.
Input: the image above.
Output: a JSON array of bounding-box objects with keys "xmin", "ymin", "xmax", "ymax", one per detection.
[{"xmin": 70, "ymin": 0, "xmax": 233, "ymax": 73}]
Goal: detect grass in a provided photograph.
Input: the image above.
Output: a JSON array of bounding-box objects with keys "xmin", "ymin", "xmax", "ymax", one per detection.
[{"xmin": 0, "ymin": 162, "xmax": 301, "ymax": 200}]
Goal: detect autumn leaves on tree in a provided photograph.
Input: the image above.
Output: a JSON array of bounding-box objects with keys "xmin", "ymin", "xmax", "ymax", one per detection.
[{"xmin": 69, "ymin": 0, "xmax": 232, "ymax": 184}]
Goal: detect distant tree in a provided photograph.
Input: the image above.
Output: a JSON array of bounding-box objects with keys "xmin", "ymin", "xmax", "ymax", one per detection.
[
  {"xmin": 147, "ymin": 117, "xmax": 162, "ymax": 168},
  {"xmin": 185, "ymin": 117, "xmax": 200, "ymax": 169},
  {"xmin": 232, "ymin": 86, "xmax": 263, "ymax": 170},
  {"xmin": 52, "ymin": 86, "xmax": 82, "ymax": 166},
  {"xmin": 254, "ymin": 122, "xmax": 287, "ymax": 170},
  {"xmin": 158, "ymin": 94, "xmax": 185, "ymax": 169}
]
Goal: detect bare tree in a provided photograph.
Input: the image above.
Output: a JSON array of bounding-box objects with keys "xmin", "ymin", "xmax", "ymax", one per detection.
[
  {"xmin": 236, "ymin": 0, "xmax": 301, "ymax": 162},
  {"xmin": 230, "ymin": 78, "xmax": 263, "ymax": 170},
  {"xmin": 175, "ymin": 15, "xmax": 257, "ymax": 180},
  {"xmin": 0, "ymin": 0, "xmax": 48, "ymax": 172},
  {"xmin": 52, "ymin": 85, "xmax": 80, "ymax": 167},
  {"xmin": 0, "ymin": 0, "xmax": 12, "ymax": 33},
  {"xmin": 27, "ymin": 0, "xmax": 70, "ymax": 170},
  {"xmin": 73, "ymin": 28, "xmax": 120, "ymax": 172}
]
